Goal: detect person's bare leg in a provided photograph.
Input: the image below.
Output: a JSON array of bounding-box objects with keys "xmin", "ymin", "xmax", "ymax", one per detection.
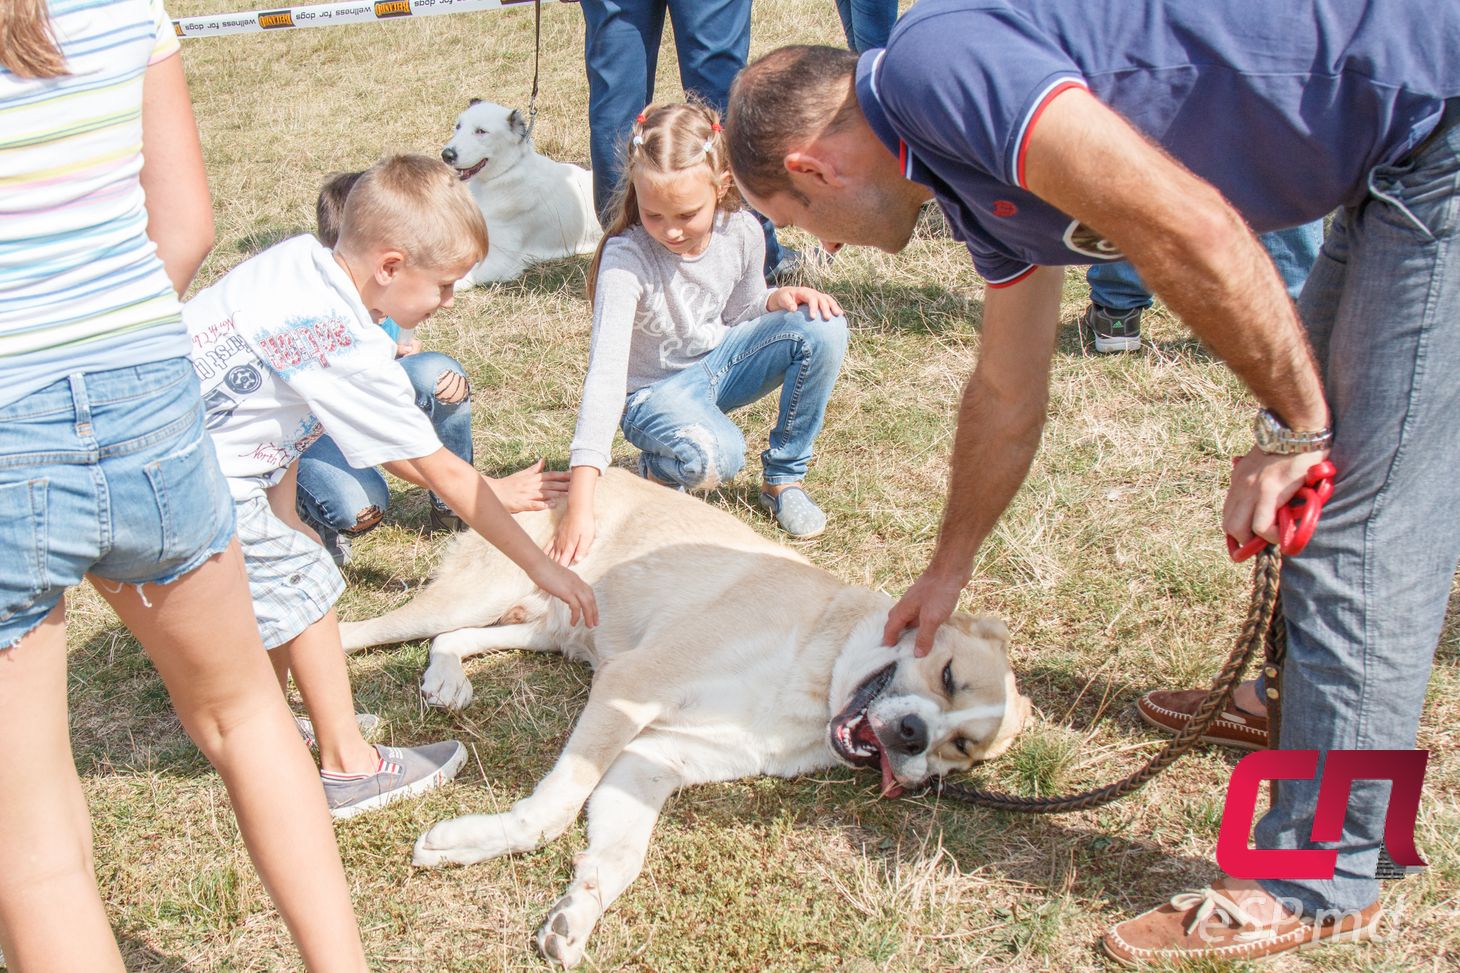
[
  {"xmin": 270, "ymin": 643, "xmax": 293, "ymax": 693},
  {"xmin": 95, "ymin": 542, "xmax": 366, "ymax": 973},
  {"xmin": 0, "ymin": 601, "xmax": 127, "ymax": 973},
  {"xmin": 1232, "ymin": 677, "xmax": 1267, "ymax": 716},
  {"xmin": 278, "ymin": 610, "xmax": 378, "ymax": 776}
]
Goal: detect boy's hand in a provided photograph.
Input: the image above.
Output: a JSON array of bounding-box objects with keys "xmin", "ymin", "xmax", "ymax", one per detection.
[
  {"xmin": 767, "ymin": 286, "xmax": 843, "ymax": 321},
  {"xmin": 490, "ymin": 459, "xmax": 570, "ymax": 513},
  {"xmin": 547, "ymin": 508, "xmax": 596, "ymax": 566},
  {"xmin": 395, "ymin": 333, "xmax": 422, "ymax": 357},
  {"xmin": 532, "ymin": 561, "xmax": 599, "ymax": 628}
]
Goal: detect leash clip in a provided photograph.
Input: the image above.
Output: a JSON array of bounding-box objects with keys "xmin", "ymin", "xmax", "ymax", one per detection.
[{"xmin": 1226, "ymin": 459, "xmax": 1336, "ymax": 562}]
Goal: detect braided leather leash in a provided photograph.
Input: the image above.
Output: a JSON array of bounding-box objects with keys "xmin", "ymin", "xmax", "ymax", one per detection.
[{"xmin": 931, "ymin": 547, "xmax": 1284, "ymax": 813}]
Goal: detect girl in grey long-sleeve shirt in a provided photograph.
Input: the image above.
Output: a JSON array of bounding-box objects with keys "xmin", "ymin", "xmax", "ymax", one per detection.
[{"xmin": 550, "ymin": 102, "xmax": 849, "ymax": 561}]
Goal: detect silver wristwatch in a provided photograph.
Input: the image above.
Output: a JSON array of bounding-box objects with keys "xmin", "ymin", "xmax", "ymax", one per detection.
[{"xmin": 1253, "ymin": 408, "xmax": 1332, "ymax": 455}]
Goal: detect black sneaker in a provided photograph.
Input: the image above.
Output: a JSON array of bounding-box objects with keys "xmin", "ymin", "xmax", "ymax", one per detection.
[
  {"xmin": 428, "ymin": 505, "xmax": 465, "ymax": 534},
  {"xmin": 1080, "ymin": 303, "xmax": 1143, "ymax": 354}
]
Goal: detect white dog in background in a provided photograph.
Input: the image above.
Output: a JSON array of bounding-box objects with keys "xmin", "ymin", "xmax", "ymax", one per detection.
[{"xmin": 440, "ymin": 99, "xmax": 601, "ymax": 287}]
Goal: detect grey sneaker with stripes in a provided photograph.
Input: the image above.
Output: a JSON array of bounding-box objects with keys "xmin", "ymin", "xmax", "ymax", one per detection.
[{"xmin": 322, "ymin": 741, "xmax": 467, "ymax": 820}]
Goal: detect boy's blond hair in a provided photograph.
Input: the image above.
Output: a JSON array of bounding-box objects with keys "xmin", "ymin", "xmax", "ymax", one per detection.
[{"xmin": 336, "ymin": 154, "xmax": 488, "ymax": 269}]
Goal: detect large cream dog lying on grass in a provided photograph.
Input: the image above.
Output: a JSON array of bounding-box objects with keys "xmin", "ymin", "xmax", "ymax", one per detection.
[{"xmin": 340, "ymin": 469, "xmax": 1029, "ymax": 968}]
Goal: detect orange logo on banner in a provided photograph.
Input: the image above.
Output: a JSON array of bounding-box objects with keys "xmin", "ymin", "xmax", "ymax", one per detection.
[
  {"xmin": 257, "ymin": 9, "xmax": 294, "ymax": 26},
  {"xmin": 374, "ymin": 0, "xmax": 411, "ymax": 15}
]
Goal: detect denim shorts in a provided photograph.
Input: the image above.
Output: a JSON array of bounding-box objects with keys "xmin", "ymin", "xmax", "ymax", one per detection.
[{"xmin": 0, "ymin": 357, "xmax": 236, "ymax": 649}]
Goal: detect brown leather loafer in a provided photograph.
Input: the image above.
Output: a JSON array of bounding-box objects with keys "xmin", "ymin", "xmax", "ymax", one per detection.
[
  {"xmin": 1102, "ymin": 879, "xmax": 1381, "ymax": 966},
  {"xmin": 1136, "ymin": 688, "xmax": 1269, "ymax": 750}
]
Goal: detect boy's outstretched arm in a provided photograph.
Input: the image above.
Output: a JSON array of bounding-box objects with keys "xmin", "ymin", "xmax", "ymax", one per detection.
[{"xmin": 383, "ymin": 449, "xmax": 598, "ymax": 627}]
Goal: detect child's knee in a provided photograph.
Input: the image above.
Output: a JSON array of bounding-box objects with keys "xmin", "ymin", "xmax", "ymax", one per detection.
[
  {"xmin": 668, "ymin": 425, "xmax": 745, "ymax": 491},
  {"xmin": 343, "ymin": 504, "xmax": 385, "ymax": 535},
  {"xmin": 433, "ymin": 368, "xmax": 469, "ymax": 405},
  {"xmin": 805, "ymin": 312, "xmax": 849, "ymax": 364}
]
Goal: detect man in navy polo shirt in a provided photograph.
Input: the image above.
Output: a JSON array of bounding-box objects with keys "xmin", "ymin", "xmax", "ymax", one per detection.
[{"xmin": 727, "ymin": 0, "xmax": 1459, "ymax": 964}]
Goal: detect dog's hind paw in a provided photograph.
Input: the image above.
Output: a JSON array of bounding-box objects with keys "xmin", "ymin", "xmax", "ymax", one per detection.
[
  {"xmin": 421, "ymin": 654, "xmax": 474, "ymax": 710},
  {"xmin": 535, "ymin": 893, "xmax": 599, "ymax": 968}
]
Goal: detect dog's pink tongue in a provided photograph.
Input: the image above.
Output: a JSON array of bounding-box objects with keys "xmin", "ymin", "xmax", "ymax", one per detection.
[{"xmin": 879, "ymin": 751, "xmax": 903, "ymax": 799}]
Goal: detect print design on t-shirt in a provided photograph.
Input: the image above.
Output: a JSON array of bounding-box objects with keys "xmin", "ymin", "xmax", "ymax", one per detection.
[
  {"xmin": 637, "ymin": 276, "xmax": 726, "ymax": 369},
  {"xmin": 255, "ymin": 313, "xmax": 357, "ymax": 378}
]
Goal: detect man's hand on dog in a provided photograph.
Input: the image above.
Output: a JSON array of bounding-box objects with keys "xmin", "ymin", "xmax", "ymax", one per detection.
[
  {"xmin": 490, "ymin": 458, "xmax": 570, "ymax": 513},
  {"xmin": 883, "ymin": 566, "xmax": 970, "ymax": 657}
]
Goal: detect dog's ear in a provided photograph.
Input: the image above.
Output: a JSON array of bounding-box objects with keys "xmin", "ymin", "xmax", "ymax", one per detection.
[
  {"xmin": 468, "ymin": 97, "xmax": 482, "ymax": 107},
  {"xmin": 951, "ymin": 614, "xmax": 1010, "ymax": 653},
  {"xmin": 508, "ymin": 109, "xmax": 528, "ymax": 139}
]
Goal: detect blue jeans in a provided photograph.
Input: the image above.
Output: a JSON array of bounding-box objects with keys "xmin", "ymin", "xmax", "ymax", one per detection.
[
  {"xmin": 833, "ymin": 0, "xmax": 898, "ymax": 53},
  {"xmin": 295, "ymin": 352, "xmax": 472, "ymax": 538},
  {"xmin": 1087, "ymin": 223, "xmax": 1325, "ymax": 310},
  {"xmin": 1252, "ymin": 103, "xmax": 1460, "ymax": 915},
  {"xmin": 621, "ymin": 307, "xmax": 847, "ymax": 488},
  {"xmin": 0, "ymin": 357, "xmax": 235, "ymax": 648},
  {"xmin": 580, "ymin": 0, "xmax": 786, "ymax": 276}
]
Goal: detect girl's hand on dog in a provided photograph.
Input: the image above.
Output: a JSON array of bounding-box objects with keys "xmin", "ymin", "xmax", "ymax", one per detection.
[
  {"xmin": 533, "ymin": 561, "xmax": 598, "ymax": 628},
  {"xmin": 490, "ymin": 458, "xmax": 570, "ymax": 513},
  {"xmin": 766, "ymin": 286, "xmax": 843, "ymax": 321},
  {"xmin": 548, "ymin": 508, "xmax": 596, "ymax": 566}
]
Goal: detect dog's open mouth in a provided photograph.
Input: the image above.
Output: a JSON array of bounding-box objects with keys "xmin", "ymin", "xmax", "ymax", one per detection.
[
  {"xmin": 828, "ymin": 663, "xmax": 904, "ymax": 799},
  {"xmin": 454, "ymin": 159, "xmax": 487, "ymax": 180}
]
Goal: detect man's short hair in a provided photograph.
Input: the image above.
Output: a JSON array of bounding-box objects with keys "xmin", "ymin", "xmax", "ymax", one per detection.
[
  {"xmin": 337, "ymin": 154, "xmax": 488, "ymax": 269},
  {"xmin": 727, "ymin": 45, "xmax": 862, "ymax": 202}
]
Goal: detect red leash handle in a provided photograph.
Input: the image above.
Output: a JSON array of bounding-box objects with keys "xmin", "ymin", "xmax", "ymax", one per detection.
[{"xmin": 1226, "ymin": 459, "xmax": 1337, "ymax": 562}]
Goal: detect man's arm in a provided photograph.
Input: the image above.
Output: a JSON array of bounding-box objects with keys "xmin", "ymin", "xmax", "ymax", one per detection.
[
  {"xmin": 1022, "ymin": 89, "xmax": 1330, "ymax": 545},
  {"xmin": 883, "ymin": 266, "xmax": 1064, "ymax": 655}
]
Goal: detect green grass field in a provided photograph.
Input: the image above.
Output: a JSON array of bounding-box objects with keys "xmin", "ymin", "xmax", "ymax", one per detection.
[{"xmin": 61, "ymin": 1, "xmax": 1460, "ymax": 969}]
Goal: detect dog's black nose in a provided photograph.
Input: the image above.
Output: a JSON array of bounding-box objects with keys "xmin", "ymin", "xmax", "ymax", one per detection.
[
  {"xmin": 893, "ymin": 714, "xmax": 928, "ymax": 755},
  {"xmin": 441, "ymin": 147, "xmax": 456, "ymax": 164}
]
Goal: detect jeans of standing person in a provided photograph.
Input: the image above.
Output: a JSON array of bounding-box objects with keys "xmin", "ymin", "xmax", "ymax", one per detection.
[
  {"xmin": 834, "ymin": 0, "xmax": 898, "ymax": 53},
  {"xmin": 1250, "ymin": 101, "xmax": 1460, "ymax": 917},
  {"xmin": 0, "ymin": 357, "xmax": 236, "ymax": 649},
  {"xmin": 295, "ymin": 352, "xmax": 472, "ymax": 539},
  {"xmin": 621, "ymin": 306, "xmax": 847, "ymax": 489},
  {"xmin": 1087, "ymin": 222, "xmax": 1325, "ymax": 309},
  {"xmin": 580, "ymin": 0, "xmax": 787, "ymax": 277}
]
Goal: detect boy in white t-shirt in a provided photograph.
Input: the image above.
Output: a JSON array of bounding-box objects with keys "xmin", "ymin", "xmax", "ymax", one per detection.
[{"xmin": 185, "ymin": 154, "xmax": 597, "ymax": 818}]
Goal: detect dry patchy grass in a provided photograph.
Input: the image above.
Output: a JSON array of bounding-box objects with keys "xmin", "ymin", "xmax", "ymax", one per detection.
[{"xmin": 59, "ymin": 1, "xmax": 1460, "ymax": 970}]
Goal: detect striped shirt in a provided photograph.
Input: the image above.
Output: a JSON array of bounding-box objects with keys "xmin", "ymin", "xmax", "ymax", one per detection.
[{"xmin": 0, "ymin": 0, "xmax": 187, "ymax": 407}]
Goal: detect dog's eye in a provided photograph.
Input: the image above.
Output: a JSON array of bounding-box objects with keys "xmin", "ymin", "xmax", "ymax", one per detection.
[
  {"xmin": 941, "ymin": 661, "xmax": 956, "ymax": 695},
  {"xmin": 953, "ymin": 737, "xmax": 970, "ymax": 755},
  {"xmin": 475, "ymin": 128, "xmax": 486, "ymax": 136}
]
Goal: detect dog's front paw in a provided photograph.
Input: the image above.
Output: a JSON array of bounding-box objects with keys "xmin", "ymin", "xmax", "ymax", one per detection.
[
  {"xmin": 412, "ymin": 815, "xmax": 500, "ymax": 868},
  {"xmin": 452, "ymin": 275, "xmax": 477, "ymax": 293},
  {"xmin": 421, "ymin": 653, "xmax": 473, "ymax": 710},
  {"xmin": 535, "ymin": 892, "xmax": 601, "ymax": 968},
  {"xmin": 411, "ymin": 812, "xmax": 527, "ymax": 868}
]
